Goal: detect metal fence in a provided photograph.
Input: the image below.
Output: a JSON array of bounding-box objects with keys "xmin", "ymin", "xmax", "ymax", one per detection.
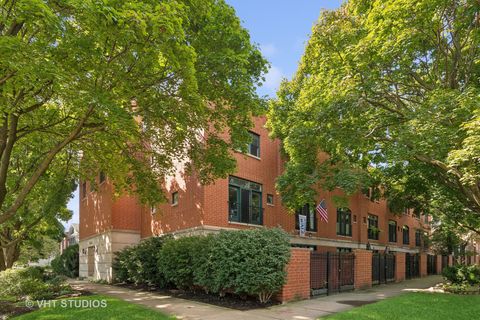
[
  {"xmin": 405, "ymin": 253, "xmax": 420, "ymax": 279},
  {"xmin": 372, "ymin": 253, "xmax": 396, "ymax": 285},
  {"xmin": 310, "ymin": 252, "xmax": 355, "ymax": 296}
]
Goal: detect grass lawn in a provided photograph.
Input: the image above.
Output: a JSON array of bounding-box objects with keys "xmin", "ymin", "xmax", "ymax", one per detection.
[
  {"xmin": 13, "ymin": 294, "xmax": 175, "ymax": 320},
  {"xmin": 321, "ymin": 292, "xmax": 480, "ymax": 320}
]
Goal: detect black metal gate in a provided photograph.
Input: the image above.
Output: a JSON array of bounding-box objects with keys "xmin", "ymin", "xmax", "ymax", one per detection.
[
  {"xmin": 405, "ymin": 253, "xmax": 420, "ymax": 279},
  {"xmin": 427, "ymin": 254, "xmax": 437, "ymax": 275},
  {"xmin": 310, "ymin": 252, "xmax": 355, "ymax": 296},
  {"xmin": 372, "ymin": 253, "xmax": 396, "ymax": 285}
]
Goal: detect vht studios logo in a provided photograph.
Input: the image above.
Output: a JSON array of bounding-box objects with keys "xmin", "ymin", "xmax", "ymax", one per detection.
[{"xmin": 26, "ymin": 299, "xmax": 108, "ymax": 308}]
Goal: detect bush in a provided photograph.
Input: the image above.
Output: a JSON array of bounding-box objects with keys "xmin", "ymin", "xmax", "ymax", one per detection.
[
  {"xmin": 113, "ymin": 236, "xmax": 170, "ymax": 286},
  {"xmin": 51, "ymin": 244, "xmax": 79, "ymax": 278},
  {"xmin": 159, "ymin": 228, "xmax": 291, "ymax": 303},
  {"xmin": 158, "ymin": 235, "xmax": 213, "ymax": 290},
  {"xmin": 442, "ymin": 264, "xmax": 480, "ymax": 285},
  {"xmin": 205, "ymin": 228, "xmax": 290, "ymax": 303},
  {"xmin": 113, "ymin": 228, "xmax": 291, "ymax": 303},
  {"xmin": 0, "ymin": 267, "xmax": 73, "ymax": 301}
]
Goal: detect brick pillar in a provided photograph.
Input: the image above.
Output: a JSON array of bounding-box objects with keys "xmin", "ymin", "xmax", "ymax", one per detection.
[
  {"xmin": 420, "ymin": 253, "xmax": 427, "ymax": 277},
  {"xmin": 354, "ymin": 249, "xmax": 372, "ymax": 290},
  {"xmin": 277, "ymin": 248, "xmax": 310, "ymax": 303},
  {"xmin": 436, "ymin": 255, "xmax": 442, "ymax": 274},
  {"xmin": 395, "ymin": 252, "xmax": 406, "ymax": 282},
  {"xmin": 449, "ymin": 255, "xmax": 454, "ymax": 266}
]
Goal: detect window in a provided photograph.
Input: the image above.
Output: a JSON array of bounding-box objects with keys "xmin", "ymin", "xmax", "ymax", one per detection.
[
  {"xmin": 295, "ymin": 204, "xmax": 317, "ymax": 232},
  {"xmin": 228, "ymin": 176, "xmax": 262, "ymax": 225},
  {"xmin": 337, "ymin": 248, "xmax": 352, "ymax": 253},
  {"xmin": 150, "ymin": 205, "xmax": 157, "ymax": 215},
  {"xmin": 99, "ymin": 171, "xmax": 106, "ymax": 184},
  {"xmin": 336, "ymin": 208, "xmax": 352, "ymax": 236},
  {"xmin": 171, "ymin": 192, "xmax": 178, "ymax": 206},
  {"xmin": 266, "ymin": 194, "xmax": 274, "ymax": 205},
  {"xmin": 403, "ymin": 226, "xmax": 410, "ymax": 245},
  {"xmin": 415, "ymin": 230, "xmax": 422, "ymax": 247},
  {"xmin": 403, "ymin": 208, "xmax": 409, "ymax": 215},
  {"xmin": 368, "ymin": 214, "xmax": 379, "ymax": 240},
  {"xmin": 388, "ymin": 220, "xmax": 397, "ymax": 242},
  {"xmin": 82, "ymin": 182, "xmax": 87, "ymax": 198},
  {"xmin": 247, "ymin": 132, "xmax": 260, "ymax": 158}
]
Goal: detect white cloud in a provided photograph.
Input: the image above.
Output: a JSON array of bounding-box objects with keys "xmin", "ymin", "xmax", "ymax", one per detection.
[
  {"xmin": 264, "ymin": 65, "xmax": 284, "ymax": 92},
  {"xmin": 260, "ymin": 43, "xmax": 277, "ymax": 58}
]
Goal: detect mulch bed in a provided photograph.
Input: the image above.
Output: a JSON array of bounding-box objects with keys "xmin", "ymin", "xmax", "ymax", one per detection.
[{"xmin": 116, "ymin": 283, "xmax": 280, "ymax": 310}]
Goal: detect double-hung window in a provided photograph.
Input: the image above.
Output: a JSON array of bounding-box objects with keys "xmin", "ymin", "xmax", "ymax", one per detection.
[
  {"xmin": 368, "ymin": 214, "xmax": 379, "ymax": 240},
  {"xmin": 336, "ymin": 208, "xmax": 352, "ymax": 236},
  {"xmin": 247, "ymin": 132, "xmax": 260, "ymax": 158},
  {"xmin": 403, "ymin": 226, "xmax": 410, "ymax": 245},
  {"xmin": 228, "ymin": 176, "xmax": 262, "ymax": 225},
  {"xmin": 295, "ymin": 204, "xmax": 317, "ymax": 232},
  {"xmin": 388, "ymin": 220, "xmax": 397, "ymax": 242},
  {"xmin": 415, "ymin": 230, "xmax": 422, "ymax": 247}
]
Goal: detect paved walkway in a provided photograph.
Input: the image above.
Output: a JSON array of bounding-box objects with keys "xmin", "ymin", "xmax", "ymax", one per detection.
[{"xmin": 70, "ymin": 275, "xmax": 443, "ymax": 320}]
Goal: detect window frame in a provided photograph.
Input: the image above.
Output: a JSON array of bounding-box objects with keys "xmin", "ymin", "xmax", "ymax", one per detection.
[
  {"xmin": 247, "ymin": 131, "xmax": 260, "ymax": 158},
  {"xmin": 367, "ymin": 214, "xmax": 379, "ymax": 240},
  {"xmin": 171, "ymin": 191, "xmax": 178, "ymax": 206},
  {"xmin": 228, "ymin": 176, "xmax": 263, "ymax": 225},
  {"xmin": 388, "ymin": 220, "xmax": 397, "ymax": 243},
  {"xmin": 403, "ymin": 226, "xmax": 410, "ymax": 245},
  {"xmin": 336, "ymin": 208, "xmax": 352, "ymax": 237},
  {"xmin": 295, "ymin": 204, "xmax": 317, "ymax": 232},
  {"xmin": 266, "ymin": 193, "xmax": 274, "ymax": 206}
]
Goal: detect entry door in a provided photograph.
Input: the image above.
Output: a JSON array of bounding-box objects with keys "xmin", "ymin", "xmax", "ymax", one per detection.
[{"xmin": 87, "ymin": 246, "xmax": 95, "ymax": 277}]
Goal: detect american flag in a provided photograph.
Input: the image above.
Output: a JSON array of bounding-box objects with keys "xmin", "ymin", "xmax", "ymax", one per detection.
[{"xmin": 316, "ymin": 199, "xmax": 328, "ymax": 222}]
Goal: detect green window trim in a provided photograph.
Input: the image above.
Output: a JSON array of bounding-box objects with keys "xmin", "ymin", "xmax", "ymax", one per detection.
[{"xmin": 228, "ymin": 176, "xmax": 263, "ymax": 225}]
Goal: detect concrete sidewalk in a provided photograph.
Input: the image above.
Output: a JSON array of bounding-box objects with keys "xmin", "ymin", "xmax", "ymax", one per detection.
[{"xmin": 70, "ymin": 275, "xmax": 443, "ymax": 320}]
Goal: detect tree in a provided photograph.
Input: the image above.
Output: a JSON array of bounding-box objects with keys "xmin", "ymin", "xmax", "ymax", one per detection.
[
  {"xmin": 267, "ymin": 0, "xmax": 480, "ymax": 232},
  {"xmin": 0, "ymin": 158, "xmax": 74, "ymax": 270},
  {"xmin": 0, "ymin": 1, "xmax": 267, "ymax": 235}
]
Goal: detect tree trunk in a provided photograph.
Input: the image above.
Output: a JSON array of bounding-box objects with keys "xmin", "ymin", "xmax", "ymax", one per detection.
[{"xmin": 0, "ymin": 248, "xmax": 6, "ymax": 271}]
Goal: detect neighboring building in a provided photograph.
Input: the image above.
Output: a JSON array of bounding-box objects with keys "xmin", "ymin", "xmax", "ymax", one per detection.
[
  {"xmin": 60, "ymin": 223, "xmax": 79, "ymax": 254},
  {"xmin": 79, "ymin": 117, "xmax": 430, "ymax": 281}
]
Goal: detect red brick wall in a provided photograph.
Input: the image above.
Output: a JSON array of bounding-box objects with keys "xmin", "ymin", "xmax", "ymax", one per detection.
[
  {"xmin": 420, "ymin": 253, "xmax": 427, "ymax": 277},
  {"xmin": 79, "ymin": 180, "xmax": 113, "ymax": 239},
  {"xmin": 436, "ymin": 255, "xmax": 443, "ymax": 274},
  {"xmin": 449, "ymin": 255, "xmax": 453, "ymax": 266},
  {"xmin": 277, "ymin": 248, "xmax": 311, "ymax": 302},
  {"xmin": 354, "ymin": 249, "xmax": 372, "ymax": 289},
  {"xmin": 395, "ymin": 252, "xmax": 406, "ymax": 282}
]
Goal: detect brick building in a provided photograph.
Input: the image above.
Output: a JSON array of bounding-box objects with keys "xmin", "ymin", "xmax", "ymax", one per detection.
[{"xmin": 79, "ymin": 117, "xmax": 429, "ymax": 281}]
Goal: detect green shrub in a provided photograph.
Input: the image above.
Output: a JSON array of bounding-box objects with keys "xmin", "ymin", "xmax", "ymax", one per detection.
[
  {"xmin": 205, "ymin": 228, "xmax": 291, "ymax": 303},
  {"xmin": 443, "ymin": 264, "xmax": 480, "ymax": 285},
  {"xmin": 0, "ymin": 267, "xmax": 73, "ymax": 301},
  {"xmin": 158, "ymin": 236, "xmax": 207, "ymax": 290},
  {"xmin": 113, "ymin": 236, "xmax": 170, "ymax": 286},
  {"xmin": 160, "ymin": 228, "xmax": 291, "ymax": 303},
  {"xmin": 51, "ymin": 244, "xmax": 79, "ymax": 278}
]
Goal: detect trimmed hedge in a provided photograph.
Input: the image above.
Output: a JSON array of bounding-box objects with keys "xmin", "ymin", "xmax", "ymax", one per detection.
[
  {"xmin": 113, "ymin": 236, "xmax": 171, "ymax": 287},
  {"xmin": 114, "ymin": 228, "xmax": 291, "ymax": 303},
  {"xmin": 51, "ymin": 244, "xmax": 79, "ymax": 278}
]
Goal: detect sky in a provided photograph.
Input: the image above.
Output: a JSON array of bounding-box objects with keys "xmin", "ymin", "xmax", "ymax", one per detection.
[{"xmin": 63, "ymin": 0, "xmax": 343, "ymax": 228}]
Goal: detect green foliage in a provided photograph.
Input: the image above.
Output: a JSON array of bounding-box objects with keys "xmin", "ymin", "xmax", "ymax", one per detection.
[
  {"xmin": 0, "ymin": 267, "xmax": 73, "ymax": 300},
  {"xmin": 267, "ymin": 0, "xmax": 480, "ymax": 232},
  {"xmin": 51, "ymin": 244, "xmax": 79, "ymax": 278},
  {"xmin": 114, "ymin": 228, "xmax": 291, "ymax": 303},
  {"xmin": 159, "ymin": 228, "xmax": 291, "ymax": 303},
  {"xmin": 442, "ymin": 265, "xmax": 480, "ymax": 285},
  {"xmin": 113, "ymin": 236, "xmax": 170, "ymax": 287},
  {"xmin": 0, "ymin": 0, "xmax": 268, "ymax": 245},
  {"xmin": 158, "ymin": 236, "xmax": 209, "ymax": 290},
  {"xmin": 204, "ymin": 228, "xmax": 291, "ymax": 303}
]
